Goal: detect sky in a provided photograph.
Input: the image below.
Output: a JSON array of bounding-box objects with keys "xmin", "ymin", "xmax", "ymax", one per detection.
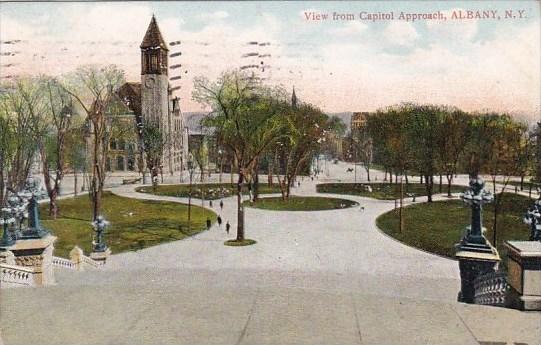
[{"xmin": 0, "ymin": 1, "xmax": 539, "ymax": 122}]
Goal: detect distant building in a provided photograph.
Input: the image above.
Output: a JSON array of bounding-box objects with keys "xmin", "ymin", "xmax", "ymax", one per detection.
[{"xmin": 351, "ymin": 112, "xmax": 369, "ymax": 130}]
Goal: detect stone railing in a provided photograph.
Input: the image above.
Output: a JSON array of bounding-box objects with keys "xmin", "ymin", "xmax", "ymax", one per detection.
[
  {"xmin": 81, "ymin": 254, "xmax": 101, "ymax": 269},
  {"xmin": 52, "ymin": 256, "xmax": 76, "ymax": 270},
  {"xmin": 0, "ymin": 263, "xmax": 35, "ymax": 287},
  {"xmin": 473, "ymin": 271, "xmax": 509, "ymax": 307}
]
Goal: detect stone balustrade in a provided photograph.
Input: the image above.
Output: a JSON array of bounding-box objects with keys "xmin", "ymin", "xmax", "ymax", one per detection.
[
  {"xmin": 81, "ymin": 254, "xmax": 101, "ymax": 269},
  {"xmin": 52, "ymin": 256, "xmax": 76, "ymax": 270},
  {"xmin": 0, "ymin": 263, "xmax": 35, "ymax": 287}
]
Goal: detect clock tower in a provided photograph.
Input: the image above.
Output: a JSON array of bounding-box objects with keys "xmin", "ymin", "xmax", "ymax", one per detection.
[{"xmin": 140, "ymin": 15, "xmax": 169, "ymax": 129}]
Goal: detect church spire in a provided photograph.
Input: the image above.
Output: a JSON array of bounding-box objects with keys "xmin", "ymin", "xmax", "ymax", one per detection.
[
  {"xmin": 140, "ymin": 15, "xmax": 168, "ymax": 50},
  {"xmin": 291, "ymin": 86, "xmax": 297, "ymax": 108}
]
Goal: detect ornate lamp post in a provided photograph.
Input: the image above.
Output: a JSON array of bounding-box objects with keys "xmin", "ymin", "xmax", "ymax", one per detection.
[
  {"xmin": 187, "ymin": 153, "xmax": 194, "ymax": 232},
  {"xmin": 459, "ymin": 177, "xmax": 494, "ymax": 246},
  {"xmin": 91, "ymin": 215, "xmax": 109, "ymax": 252},
  {"xmin": 523, "ymin": 198, "xmax": 541, "ymax": 241},
  {"xmin": 455, "ymin": 176, "xmax": 500, "ymax": 303},
  {"xmin": 0, "ymin": 207, "xmax": 16, "ymax": 247}
]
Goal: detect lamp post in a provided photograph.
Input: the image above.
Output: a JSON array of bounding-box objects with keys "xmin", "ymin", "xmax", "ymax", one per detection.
[
  {"xmin": 455, "ymin": 176, "xmax": 500, "ymax": 303},
  {"xmin": 218, "ymin": 149, "xmax": 223, "ymax": 184},
  {"xmin": 91, "ymin": 215, "xmax": 109, "ymax": 252},
  {"xmin": 0, "ymin": 208, "xmax": 15, "ymax": 247},
  {"xmin": 187, "ymin": 153, "xmax": 194, "ymax": 232},
  {"xmin": 523, "ymin": 198, "xmax": 541, "ymax": 241}
]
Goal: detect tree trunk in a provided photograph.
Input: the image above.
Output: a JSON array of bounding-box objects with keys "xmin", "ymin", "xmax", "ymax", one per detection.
[
  {"xmin": 439, "ymin": 174, "xmax": 442, "ymax": 193},
  {"xmin": 446, "ymin": 174, "xmax": 453, "ymax": 197},
  {"xmin": 236, "ymin": 172, "xmax": 245, "ymax": 241},
  {"xmin": 420, "ymin": 175, "xmax": 423, "ymax": 184},
  {"xmin": 520, "ymin": 175, "xmax": 524, "ymax": 190},
  {"xmin": 74, "ymin": 170, "xmax": 78, "ymax": 197},
  {"xmin": 366, "ymin": 166, "xmax": 370, "ymax": 182},
  {"xmin": 425, "ymin": 175, "xmax": 433, "ymax": 202},
  {"xmin": 405, "ymin": 173, "xmax": 409, "ymax": 192},
  {"xmin": 253, "ymin": 169, "xmax": 259, "ymax": 202}
]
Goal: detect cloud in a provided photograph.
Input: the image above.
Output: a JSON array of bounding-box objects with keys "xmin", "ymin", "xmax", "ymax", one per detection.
[
  {"xmin": 426, "ymin": 8, "xmax": 478, "ymax": 43},
  {"xmin": 384, "ymin": 22, "xmax": 419, "ymax": 46},
  {"xmin": 197, "ymin": 11, "xmax": 229, "ymax": 21},
  {"xmin": 330, "ymin": 21, "xmax": 367, "ymax": 36}
]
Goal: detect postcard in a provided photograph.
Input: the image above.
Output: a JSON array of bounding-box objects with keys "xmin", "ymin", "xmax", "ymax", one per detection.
[{"xmin": 0, "ymin": 1, "xmax": 540, "ymax": 344}]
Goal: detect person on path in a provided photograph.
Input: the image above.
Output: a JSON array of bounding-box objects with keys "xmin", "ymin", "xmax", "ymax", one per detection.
[
  {"xmin": 217, "ymin": 216, "xmax": 222, "ymax": 227},
  {"xmin": 209, "ymin": 200, "xmax": 213, "ymax": 208},
  {"xmin": 206, "ymin": 218, "xmax": 211, "ymax": 230},
  {"xmin": 226, "ymin": 221, "xmax": 230, "ymax": 234},
  {"xmin": 297, "ymin": 181, "xmax": 300, "ymax": 188},
  {"xmin": 220, "ymin": 200, "xmax": 224, "ymax": 210}
]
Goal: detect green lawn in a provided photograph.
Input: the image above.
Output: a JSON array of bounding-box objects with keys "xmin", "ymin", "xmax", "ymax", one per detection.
[
  {"xmin": 317, "ymin": 182, "xmax": 466, "ymax": 200},
  {"xmin": 376, "ymin": 193, "xmax": 532, "ymax": 263},
  {"xmin": 136, "ymin": 183, "xmax": 282, "ymax": 200},
  {"xmin": 244, "ymin": 196, "xmax": 358, "ymax": 211},
  {"xmin": 40, "ymin": 192, "xmax": 216, "ymax": 258}
]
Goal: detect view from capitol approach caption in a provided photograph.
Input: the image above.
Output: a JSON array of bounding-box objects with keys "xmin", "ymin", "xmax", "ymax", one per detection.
[{"xmin": 304, "ymin": 9, "xmax": 530, "ymax": 22}]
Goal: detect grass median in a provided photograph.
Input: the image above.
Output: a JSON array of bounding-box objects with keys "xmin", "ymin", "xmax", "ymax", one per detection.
[
  {"xmin": 40, "ymin": 192, "xmax": 216, "ymax": 258},
  {"xmin": 136, "ymin": 183, "xmax": 281, "ymax": 200},
  {"xmin": 317, "ymin": 182, "xmax": 466, "ymax": 200},
  {"xmin": 244, "ymin": 196, "xmax": 358, "ymax": 211},
  {"xmin": 376, "ymin": 193, "xmax": 532, "ymax": 263}
]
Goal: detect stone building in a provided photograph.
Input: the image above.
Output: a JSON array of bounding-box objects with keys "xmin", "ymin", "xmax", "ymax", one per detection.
[
  {"xmin": 351, "ymin": 112, "xmax": 369, "ymax": 130},
  {"xmin": 110, "ymin": 15, "xmax": 188, "ymax": 174}
]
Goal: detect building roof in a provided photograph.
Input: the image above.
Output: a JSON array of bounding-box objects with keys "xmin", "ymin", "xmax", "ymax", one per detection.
[{"xmin": 140, "ymin": 15, "xmax": 168, "ymax": 50}]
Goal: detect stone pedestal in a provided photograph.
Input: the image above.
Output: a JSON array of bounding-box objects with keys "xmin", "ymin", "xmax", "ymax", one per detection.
[
  {"xmin": 4, "ymin": 235, "xmax": 56, "ymax": 286},
  {"xmin": 90, "ymin": 248, "xmax": 111, "ymax": 265},
  {"xmin": 504, "ymin": 241, "xmax": 541, "ymax": 311},
  {"xmin": 456, "ymin": 243, "xmax": 500, "ymax": 304}
]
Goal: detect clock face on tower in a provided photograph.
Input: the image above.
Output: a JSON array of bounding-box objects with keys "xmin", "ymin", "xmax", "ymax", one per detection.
[{"xmin": 145, "ymin": 77, "xmax": 155, "ymax": 88}]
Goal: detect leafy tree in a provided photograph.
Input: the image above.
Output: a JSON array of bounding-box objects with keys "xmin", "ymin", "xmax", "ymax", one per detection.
[
  {"xmin": 0, "ymin": 78, "xmax": 47, "ymax": 205},
  {"xmin": 193, "ymin": 70, "xmax": 287, "ymax": 241},
  {"xmin": 141, "ymin": 122, "xmax": 165, "ymax": 191},
  {"xmin": 272, "ymin": 103, "xmax": 327, "ymax": 199}
]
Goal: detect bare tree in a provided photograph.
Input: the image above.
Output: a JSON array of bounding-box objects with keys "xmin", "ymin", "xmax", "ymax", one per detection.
[{"xmin": 60, "ymin": 65, "xmax": 125, "ymax": 220}]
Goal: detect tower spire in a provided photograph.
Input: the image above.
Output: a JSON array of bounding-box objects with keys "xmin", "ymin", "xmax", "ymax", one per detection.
[
  {"xmin": 140, "ymin": 15, "xmax": 168, "ymax": 50},
  {"xmin": 291, "ymin": 86, "xmax": 297, "ymax": 108}
]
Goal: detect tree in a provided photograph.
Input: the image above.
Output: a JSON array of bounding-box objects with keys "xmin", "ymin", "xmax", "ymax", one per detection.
[
  {"xmin": 141, "ymin": 122, "xmax": 165, "ymax": 191},
  {"xmin": 435, "ymin": 108, "xmax": 470, "ymax": 197},
  {"xmin": 38, "ymin": 78, "xmax": 74, "ymax": 218},
  {"xmin": 405, "ymin": 104, "xmax": 445, "ymax": 202},
  {"xmin": 194, "ymin": 71, "xmax": 287, "ymax": 241},
  {"xmin": 349, "ymin": 126, "xmax": 373, "ymax": 181},
  {"xmin": 272, "ymin": 103, "xmax": 327, "ymax": 200},
  {"xmin": 0, "ymin": 78, "xmax": 47, "ymax": 205},
  {"xmin": 61, "ymin": 65, "xmax": 125, "ymax": 220}
]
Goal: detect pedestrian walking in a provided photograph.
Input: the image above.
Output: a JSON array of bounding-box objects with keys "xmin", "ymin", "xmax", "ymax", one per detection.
[
  {"xmin": 206, "ymin": 218, "xmax": 211, "ymax": 230},
  {"xmin": 297, "ymin": 181, "xmax": 300, "ymax": 188},
  {"xmin": 217, "ymin": 216, "xmax": 222, "ymax": 227},
  {"xmin": 226, "ymin": 221, "xmax": 230, "ymax": 234},
  {"xmin": 209, "ymin": 200, "xmax": 213, "ymax": 208},
  {"xmin": 220, "ymin": 200, "xmax": 224, "ymax": 210}
]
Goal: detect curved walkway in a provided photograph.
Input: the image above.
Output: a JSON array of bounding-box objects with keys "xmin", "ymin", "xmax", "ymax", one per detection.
[{"xmin": 57, "ymin": 177, "xmax": 461, "ymax": 302}]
